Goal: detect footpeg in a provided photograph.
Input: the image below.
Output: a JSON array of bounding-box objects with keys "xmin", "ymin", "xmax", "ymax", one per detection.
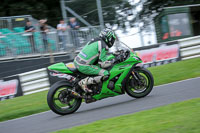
[{"xmin": 85, "ymin": 95, "xmax": 96, "ymax": 103}]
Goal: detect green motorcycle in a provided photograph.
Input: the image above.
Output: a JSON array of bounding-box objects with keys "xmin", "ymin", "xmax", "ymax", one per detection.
[{"xmin": 47, "ymin": 43, "xmax": 154, "ymax": 115}]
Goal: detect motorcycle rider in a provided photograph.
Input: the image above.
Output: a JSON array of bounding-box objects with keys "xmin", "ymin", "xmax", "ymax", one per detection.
[{"xmin": 74, "ymin": 28, "xmax": 117, "ymax": 93}]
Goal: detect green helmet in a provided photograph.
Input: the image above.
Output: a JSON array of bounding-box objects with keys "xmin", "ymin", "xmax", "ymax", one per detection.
[{"xmin": 99, "ymin": 28, "xmax": 116, "ymax": 48}]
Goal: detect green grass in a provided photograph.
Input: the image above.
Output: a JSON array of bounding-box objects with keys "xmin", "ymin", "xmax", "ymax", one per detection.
[
  {"xmin": 149, "ymin": 57, "xmax": 200, "ymax": 86},
  {"xmin": 54, "ymin": 98, "xmax": 200, "ymax": 133},
  {"xmin": 0, "ymin": 91, "xmax": 49, "ymax": 122},
  {"xmin": 0, "ymin": 57, "xmax": 200, "ymax": 122}
]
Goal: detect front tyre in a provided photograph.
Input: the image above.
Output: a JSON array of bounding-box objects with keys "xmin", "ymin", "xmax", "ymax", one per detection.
[
  {"xmin": 47, "ymin": 82, "xmax": 82, "ymax": 115},
  {"xmin": 125, "ymin": 67, "xmax": 154, "ymax": 98}
]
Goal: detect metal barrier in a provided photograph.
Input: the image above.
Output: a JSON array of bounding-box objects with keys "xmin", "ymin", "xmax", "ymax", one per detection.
[
  {"xmin": 0, "ymin": 15, "xmax": 33, "ymax": 30},
  {"xmin": 12, "ymin": 35, "xmax": 200, "ymax": 96},
  {"xmin": 57, "ymin": 26, "xmax": 101, "ymax": 49},
  {"xmin": 0, "ymin": 31, "xmax": 59, "ymax": 57},
  {"xmin": 0, "ymin": 26, "xmax": 101, "ymax": 58},
  {"xmin": 179, "ymin": 36, "xmax": 200, "ymax": 60},
  {"xmin": 18, "ymin": 68, "xmax": 50, "ymax": 95}
]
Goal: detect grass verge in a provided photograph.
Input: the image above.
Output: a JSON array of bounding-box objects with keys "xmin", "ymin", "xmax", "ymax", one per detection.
[
  {"xmin": 149, "ymin": 57, "xmax": 200, "ymax": 86},
  {"xmin": 54, "ymin": 97, "xmax": 200, "ymax": 133},
  {"xmin": 0, "ymin": 90, "xmax": 49, "ymax": 122},
  {"xmin": 0, "ymin": 57, "xmax": 200, "ymax": 122}
]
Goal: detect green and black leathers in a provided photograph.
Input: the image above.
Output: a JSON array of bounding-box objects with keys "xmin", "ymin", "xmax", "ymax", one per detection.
[{"xmin": 74, "ymin": 38, "xmax": 113, "ymax": 76}]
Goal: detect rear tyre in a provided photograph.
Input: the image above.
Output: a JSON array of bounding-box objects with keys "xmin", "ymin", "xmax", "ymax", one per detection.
[
  {"xmin": 47, "ymin": 82, "xmax": 82, "ymax": 115},
  {"xmin": 125, "ymin": 67, "xmax": 154, "ymax": 98}
]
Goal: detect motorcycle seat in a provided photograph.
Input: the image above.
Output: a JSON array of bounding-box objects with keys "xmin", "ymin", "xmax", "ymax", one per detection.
[
  {"xmin": 66, "ymin": 62, "xmax": 79, "ymax": 73},
  {"xmin": 65, "ymin": 62, "xmax": 87, "ymax": 78}
]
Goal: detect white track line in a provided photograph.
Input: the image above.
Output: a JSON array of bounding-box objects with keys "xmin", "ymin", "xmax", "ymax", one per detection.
[
  {"xmin": 1, "ymin": 76, "xmax": 200, "ymax": 124},
  {"xmin": 155, "ymin": 77, "xmax": 200, "ymax": 88},
  {"xmin": 0, "ymin": 110, "xmax": 51, "ymax": 124}
]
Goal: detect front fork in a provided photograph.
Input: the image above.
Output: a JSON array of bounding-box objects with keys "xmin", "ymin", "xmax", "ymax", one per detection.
[{"xmin": 130, "ymin": 70, "xmax": 143, "ymax": 87}]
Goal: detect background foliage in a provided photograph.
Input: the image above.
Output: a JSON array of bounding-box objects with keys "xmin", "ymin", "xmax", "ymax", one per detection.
[
  {"xmin": 0, "ymin": 0, "xmax": 131, "ymax": 28},
  {"xmin": 1, "ymin": 0, "xmax": 200, "ymax": 29}
]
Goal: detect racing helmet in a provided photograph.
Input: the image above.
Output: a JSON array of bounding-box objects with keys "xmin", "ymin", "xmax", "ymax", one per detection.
[{"xmin": 99, "ymin": 28, "xmax": 116, "ymax": 48}]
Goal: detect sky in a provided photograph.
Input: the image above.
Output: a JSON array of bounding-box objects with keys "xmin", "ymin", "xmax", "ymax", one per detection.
[
  {"xmin": 116, "ymin": 28, "xmax": 157, "ymax": 48},
  {"xmin": 115, "ymin": 0, "xmax": 157, "ymax": 48},
  {"xmin": 116, "ymin": 26, "xmax": 157, "ymax": 48}
]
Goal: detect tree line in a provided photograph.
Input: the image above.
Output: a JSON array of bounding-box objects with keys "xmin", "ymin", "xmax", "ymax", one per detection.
[{"xmin": 1, "ymin": 0, "xmax": 200, "ymax": 29}]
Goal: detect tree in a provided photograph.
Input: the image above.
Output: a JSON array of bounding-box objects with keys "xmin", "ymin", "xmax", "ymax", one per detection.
[
  {"xmin": 65, "ymin": 0, "xmax": 132, "ymax": 29},
  {"xmin": 0, "ymin": 0, "xmax": 62, "ymax": 27},
  {"xmin": 0, "ymin": 0, "xmax": 132, "ymax": 29}
]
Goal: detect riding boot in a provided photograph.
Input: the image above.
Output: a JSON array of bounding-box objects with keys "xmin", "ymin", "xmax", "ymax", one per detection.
[{"xmin": 78, "ymin": 76, "xmax": 102, "ymax": 93}]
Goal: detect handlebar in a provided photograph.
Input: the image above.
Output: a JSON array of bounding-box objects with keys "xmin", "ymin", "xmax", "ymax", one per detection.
[
  {"xmin": 112, "ymin": 49, "xmax": 130, "ymax": 63},
  {"xmin": 106, "ymin": 50, "xmax": 131, "ymax": 71}
]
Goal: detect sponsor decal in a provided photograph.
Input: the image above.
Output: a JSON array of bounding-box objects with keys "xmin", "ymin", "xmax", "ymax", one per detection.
[
  {"xmin": 50, "ymin": 72, "xmax": 74, "ymax": 80},
  {"xmin": 0, "ymin": 80, "xmax": 18, "ymax": 98},
  {"xmin": 80, "ymin": 51, "xmax": 87, "ymax": 58},
  {"xmin": 47, "ymin": 69, "xmax": 75, "ymax": 86},
  {"xmin": 15, "ymin": 18, "xmax": 25, "ymax": 21},
  {"xmin": 135, "ymin": 43, "xmax": 180, "ymax": 68},
  {"xmin": 0, "ymin": 76, "xmax": 23, "ymax": 101}
]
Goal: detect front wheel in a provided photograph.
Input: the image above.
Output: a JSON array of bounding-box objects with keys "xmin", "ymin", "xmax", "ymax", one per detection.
[
  {"xmin": 125, "ymin": 67, "xmax": 154, "ymax": 98},
  {"xmin": 47, "ymin": 82, "xmax": 82, "ymax": 115}
]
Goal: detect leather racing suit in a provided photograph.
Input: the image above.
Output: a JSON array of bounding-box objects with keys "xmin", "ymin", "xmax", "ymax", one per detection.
[{"xmin": 73, "ymin": 37, "xmax": 113, "ymax": 92}]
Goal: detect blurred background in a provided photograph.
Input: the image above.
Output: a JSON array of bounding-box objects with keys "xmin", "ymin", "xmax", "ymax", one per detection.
[
  {"xmin": 0, "ymin": 0, "xmax": 200, "ymax": 113},
  {"xmin": 1, "ymin": 0, "xmax": 200, "ymax": 57},
  {"xmin": 1, "ymin": 0, "xmax": 200, "ymax": 78}
]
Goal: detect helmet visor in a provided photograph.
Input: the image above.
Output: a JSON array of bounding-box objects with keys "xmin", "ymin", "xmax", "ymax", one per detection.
[{"xmin": 108, "ymin": 36, "xmax": 115, "ymax": 48}]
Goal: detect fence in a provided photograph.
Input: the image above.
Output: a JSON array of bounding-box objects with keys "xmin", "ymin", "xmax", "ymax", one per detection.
[
  {"xmin": 0, "ymin": 31, "xmax": 59, "ymax": 56},
  {"xmin": 0, "ymin": 15, "xmax": 32, "ymax": 30},
  {"xmin": 0, "ymin": 26, "xmax": 101, "ymax": 58},
  {"xmin": 57, "ymin": 26, "xmax": 101, "ymax": 50}
]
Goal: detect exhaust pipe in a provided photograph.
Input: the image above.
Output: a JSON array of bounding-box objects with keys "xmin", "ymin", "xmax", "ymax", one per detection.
[{"xmin": 70, "ymin": 90, "xmax": 83, "ymax": 98}]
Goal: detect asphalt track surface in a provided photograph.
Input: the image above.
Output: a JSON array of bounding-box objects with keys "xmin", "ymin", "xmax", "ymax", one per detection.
[{"xmin": 0, "ymin": 77, "xmax": 200, "ymax": 133}]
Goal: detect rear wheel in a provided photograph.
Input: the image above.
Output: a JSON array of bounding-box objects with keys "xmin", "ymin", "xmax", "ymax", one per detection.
[
  {"xmin": 47, "ymin": 82, "xmax": 82, "ymax": 115},
  {"xmin": 125, "ymin": 67, "xmax": 154, "ymax": 98}
]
